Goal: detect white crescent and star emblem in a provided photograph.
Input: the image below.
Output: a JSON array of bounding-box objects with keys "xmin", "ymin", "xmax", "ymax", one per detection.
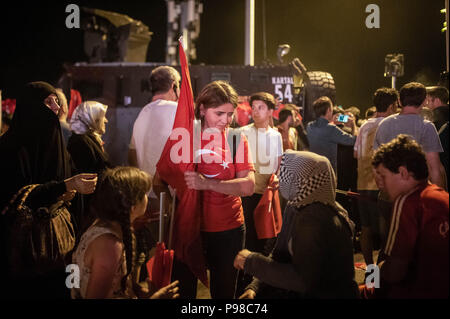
[
  {"xmin": 195, "ymin": 149, "xmax": 221, "ymax": 158},
  {"xmin": 195, "ymin": 149, "xmax": 230, "ymax": 178},
  {"xmin": 220, "ymin": 161, "xmax": 229, "ymax": 169}
]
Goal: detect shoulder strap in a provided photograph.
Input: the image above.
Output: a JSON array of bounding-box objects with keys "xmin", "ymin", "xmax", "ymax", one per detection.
[{"xmin": 1, "ymin": 184, "xmax": 40, "ymax": 216}]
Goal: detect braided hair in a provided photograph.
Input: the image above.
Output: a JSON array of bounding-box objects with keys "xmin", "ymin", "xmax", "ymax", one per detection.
[{"xmin": 89, "ymin": 166, "xmax": 151, "ymax": 293}]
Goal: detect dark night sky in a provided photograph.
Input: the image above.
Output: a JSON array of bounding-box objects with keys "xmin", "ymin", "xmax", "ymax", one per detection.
[{"xmin": 0, "ymin": 0, "xmax": 447, "ymax": 113}]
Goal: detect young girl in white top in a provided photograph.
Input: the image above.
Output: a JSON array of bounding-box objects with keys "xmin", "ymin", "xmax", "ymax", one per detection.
[{"xmin": 72, "ymin": 166, "xmax": 179, "ymax": 299}]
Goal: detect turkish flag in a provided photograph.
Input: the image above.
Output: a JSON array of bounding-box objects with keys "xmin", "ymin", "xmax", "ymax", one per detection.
[
  {"xmin": 146, "ymin": 242, "xmax": 174, "ymax": 290},
  {"xmin": 156, "ymin": 40, "xmax": 208, "ymax": 287},
  {"xmin": 253, "ymin": 174, "xmax": 283, "ymax": 239},
  {"xmin": 236, "ymin": 102, "xmax": 252, "ymax": 127}
]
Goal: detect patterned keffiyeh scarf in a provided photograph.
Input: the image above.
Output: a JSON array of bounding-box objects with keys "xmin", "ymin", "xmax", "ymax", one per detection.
[{"xmin": 279, "ymin": 150, "xmax": 355, "ymax": 236}]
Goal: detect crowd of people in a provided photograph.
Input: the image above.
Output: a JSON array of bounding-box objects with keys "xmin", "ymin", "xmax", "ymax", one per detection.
[{"xmin": 0, "ymin": 65, "xmax": 448, "ymax": 299}]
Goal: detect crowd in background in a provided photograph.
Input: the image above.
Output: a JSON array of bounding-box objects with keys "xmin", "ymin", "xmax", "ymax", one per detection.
[{"xmin": 0, "ymin": 66, "xmax": 448, "ymax": 299}]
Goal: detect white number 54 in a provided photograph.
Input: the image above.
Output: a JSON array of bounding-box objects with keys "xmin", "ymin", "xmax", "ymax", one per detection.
[{"xmin": 274, "ymin": 84, "xmax": 293, "ymax": 103}]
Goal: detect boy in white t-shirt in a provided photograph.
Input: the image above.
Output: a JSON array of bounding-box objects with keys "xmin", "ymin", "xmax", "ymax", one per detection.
[{"xmin": 237, "ymin": 92, "xmax": 283, "ymax": 296}]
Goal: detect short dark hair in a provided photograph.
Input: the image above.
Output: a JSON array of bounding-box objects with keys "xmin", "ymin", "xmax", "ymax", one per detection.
[
  {"xmin": 399, "ymin": 82, "xmax": 426, "ymax": 107},
  {"xmin": 365, "ymin": 106, "xmax": 377, "ymax": 119},
  {"xmin": 249, "ymin": 92, "xmax": 276, "ymax": 110},
  {"xmin": 150, "ymin": 66, "xmax": 180, "ymax": 96},
  {"xmin": 332, "ymin": 107, "xmax": 342, "ymax": 115},
  {"xmin": 278, "ymin": 108, "xmax": 293, "ymax": 123},
  {"xmin": 283, "ymin": 103, "xmax": 300, "ymax": 112},
  {"xmin": 345, "ymin": 106, "xmax": 361, "ymax": 120},
  {"xmin": 313, "ymin": 96, "xmax": 333, "ymax": 117},
  {"xmin": 372, "ymin": 134, "xmax": 428, "ymax": 181},
  {"xmin": 426, "ymin": 86, "xmax": 449, "ymax": 104},
  {"xmin": 373, "ymin": 87, "xmax": 399, "ymax": 112}
]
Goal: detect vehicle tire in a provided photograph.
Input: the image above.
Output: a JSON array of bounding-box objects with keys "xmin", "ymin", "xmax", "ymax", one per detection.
[{"xmin": 303, "ymin": 71, "xmax": 336, "ymax": 124}]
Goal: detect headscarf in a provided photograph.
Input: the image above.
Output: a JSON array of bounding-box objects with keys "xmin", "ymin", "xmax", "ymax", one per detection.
[
  {"xmin": 279, "ymin": 150, "xmax": 355, "ymax": 236},
  {"xmin": 70, "ymin": 101, "xmax": 107, "ymax": 135},
  {"xmin": 10, "ymin": 82, "xmax": 59, "ymax": 137},
  {"xmin": 70, "ymin": 101, "xmax": 108, "ymax": 149},
  {"xmin": 0, "ymin": 81, "xmax": 72, "ymax": 208}
]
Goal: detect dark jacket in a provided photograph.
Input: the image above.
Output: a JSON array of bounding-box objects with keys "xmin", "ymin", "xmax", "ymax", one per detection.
[
  {"xmin": 67, "ymin": 132, "xmax": 111, "ymax": 175},
  {"xmin": 306, "ymin": 118, "xmax": 356, "ymax": 173},
  {"xmin": 432, "ymin": 105, "xmax": 449, "ymax": 132},
  {"xmin": 245, "ymin": 202, "xmax": 360, "ymax": 299}
]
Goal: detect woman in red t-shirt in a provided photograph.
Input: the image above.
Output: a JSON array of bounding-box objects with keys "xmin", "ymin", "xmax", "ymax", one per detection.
[{"xmin": 183, "ymin": 81, "xmax": 255, "ymax": 299}]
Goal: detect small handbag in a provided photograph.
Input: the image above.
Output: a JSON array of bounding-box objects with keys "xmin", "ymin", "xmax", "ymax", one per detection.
[{"xmin": 1, "ymin": 184, "xmax": 76, "ymax": 277}]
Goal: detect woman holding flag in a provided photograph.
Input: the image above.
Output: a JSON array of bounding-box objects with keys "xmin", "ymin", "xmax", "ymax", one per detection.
[
  {"xmin": 156, "ymin": 40, "xmax": 255, "ymax": 299},
  {"xmin": 181, "ymin": 80, "xmax": 256, "ymax": 299}
]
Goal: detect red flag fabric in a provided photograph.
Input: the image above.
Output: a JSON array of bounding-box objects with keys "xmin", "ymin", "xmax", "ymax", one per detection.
[
  {"xmin": 67, "ymin": 89, "xmax": 82, "ymax": 121},
  {"xmin": 2, "ymin": 98, "xmax": 16, "ymax": 116},
  {"xmin": 253, "ymin": 174, "xmax": 283, "ymax": 239},
  {"xmin": 146, "ymin": 242, "xmax": 174, "ymax": 290},
  {"xmin": 155, "ymin": 40, "xmax": 208, "ymax": 287},
  {"xmin": 236, "ymin": 102, "xmax": 252, "ymax": 127}
]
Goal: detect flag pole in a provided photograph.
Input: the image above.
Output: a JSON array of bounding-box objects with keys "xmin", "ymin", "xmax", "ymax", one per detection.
[
  {"xmin": 159, "ymin": 192, "xmax": 166, "ymax": 243},
  {"xmin": 168, "ymin": 189, "xmax": 176, "ymax": 250}
]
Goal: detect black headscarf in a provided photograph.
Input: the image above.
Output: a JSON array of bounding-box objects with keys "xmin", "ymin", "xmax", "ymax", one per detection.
[{"xmin": 0, "ymin": 81, "xmax": 72, "ymax": 209}]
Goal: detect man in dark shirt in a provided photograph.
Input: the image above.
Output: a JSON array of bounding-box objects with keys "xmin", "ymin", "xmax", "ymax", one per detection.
[
  {"xmin": 425, "ymin": 86, "xmax": 449, "ymax": 131},
  {"xmin": 438, "ymin": 122, "xmax": 449, "ymax": 190},
  {"xmin": 306, "ymin": 96, "xmax": 357, "ymax": 174},
  {"xmin": 426, "ymin": 86, "xmax": 449, "ymax": 189}
]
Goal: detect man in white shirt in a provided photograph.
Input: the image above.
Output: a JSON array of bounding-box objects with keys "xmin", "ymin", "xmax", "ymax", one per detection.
[
  {"xmin": 237, "ymin": 92, "xmax": 283, "ymax": 295},
  {"xmin": 354, "ymin": 87, "xmax": 398, "ymax": 267},
  {"xmin": 128, "ymin": 66, "xmax": 181, "ymax": 190}
]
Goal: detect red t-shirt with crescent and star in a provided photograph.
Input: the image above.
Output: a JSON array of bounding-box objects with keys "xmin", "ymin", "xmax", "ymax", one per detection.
[{"xmin": 197, "ymin": 129, "xmax": 255, "ymax": 232}]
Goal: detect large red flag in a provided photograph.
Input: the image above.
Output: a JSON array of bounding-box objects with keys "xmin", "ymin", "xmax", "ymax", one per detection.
[{"xmin": 156, "ymin": 40, "xmax": 208, "ymax": 287}]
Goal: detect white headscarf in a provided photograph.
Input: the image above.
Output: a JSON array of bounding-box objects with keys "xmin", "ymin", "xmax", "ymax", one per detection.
[{"xmin": 70, "ymin": 101, "xmax": 108, "ymax": 135}]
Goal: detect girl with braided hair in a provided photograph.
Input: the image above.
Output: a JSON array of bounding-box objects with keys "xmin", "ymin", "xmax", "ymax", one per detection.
[{"xmin": 71, "ymin": 166, "xmax": 179, "ymax": 299}]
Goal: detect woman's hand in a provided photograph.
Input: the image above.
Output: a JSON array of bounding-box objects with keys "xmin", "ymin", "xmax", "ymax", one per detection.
[
  {"xmin": 184, "ymin": 171, "xmax": 208, "ymax": 191},
  {"xmin": 233, "ymin": 249, "xmax": 252, "ymax": 270},
  {"xmin": 344, "ymin": 113, "xmax": 355, "ymax": 128},
  {"xmin": 65, "ymin": 173, "xmax": 98, "ymax": 194},
  {"xmin": 149, "ymin": 280, "xmax": 180, "ymax": 299},
  {"xmin": 269, "ymin": 175, "xmax": 279, "ymax": 190},
  {"xmin": 239, "ymin": 289, "xmax": 256, "ymax": 299}
]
